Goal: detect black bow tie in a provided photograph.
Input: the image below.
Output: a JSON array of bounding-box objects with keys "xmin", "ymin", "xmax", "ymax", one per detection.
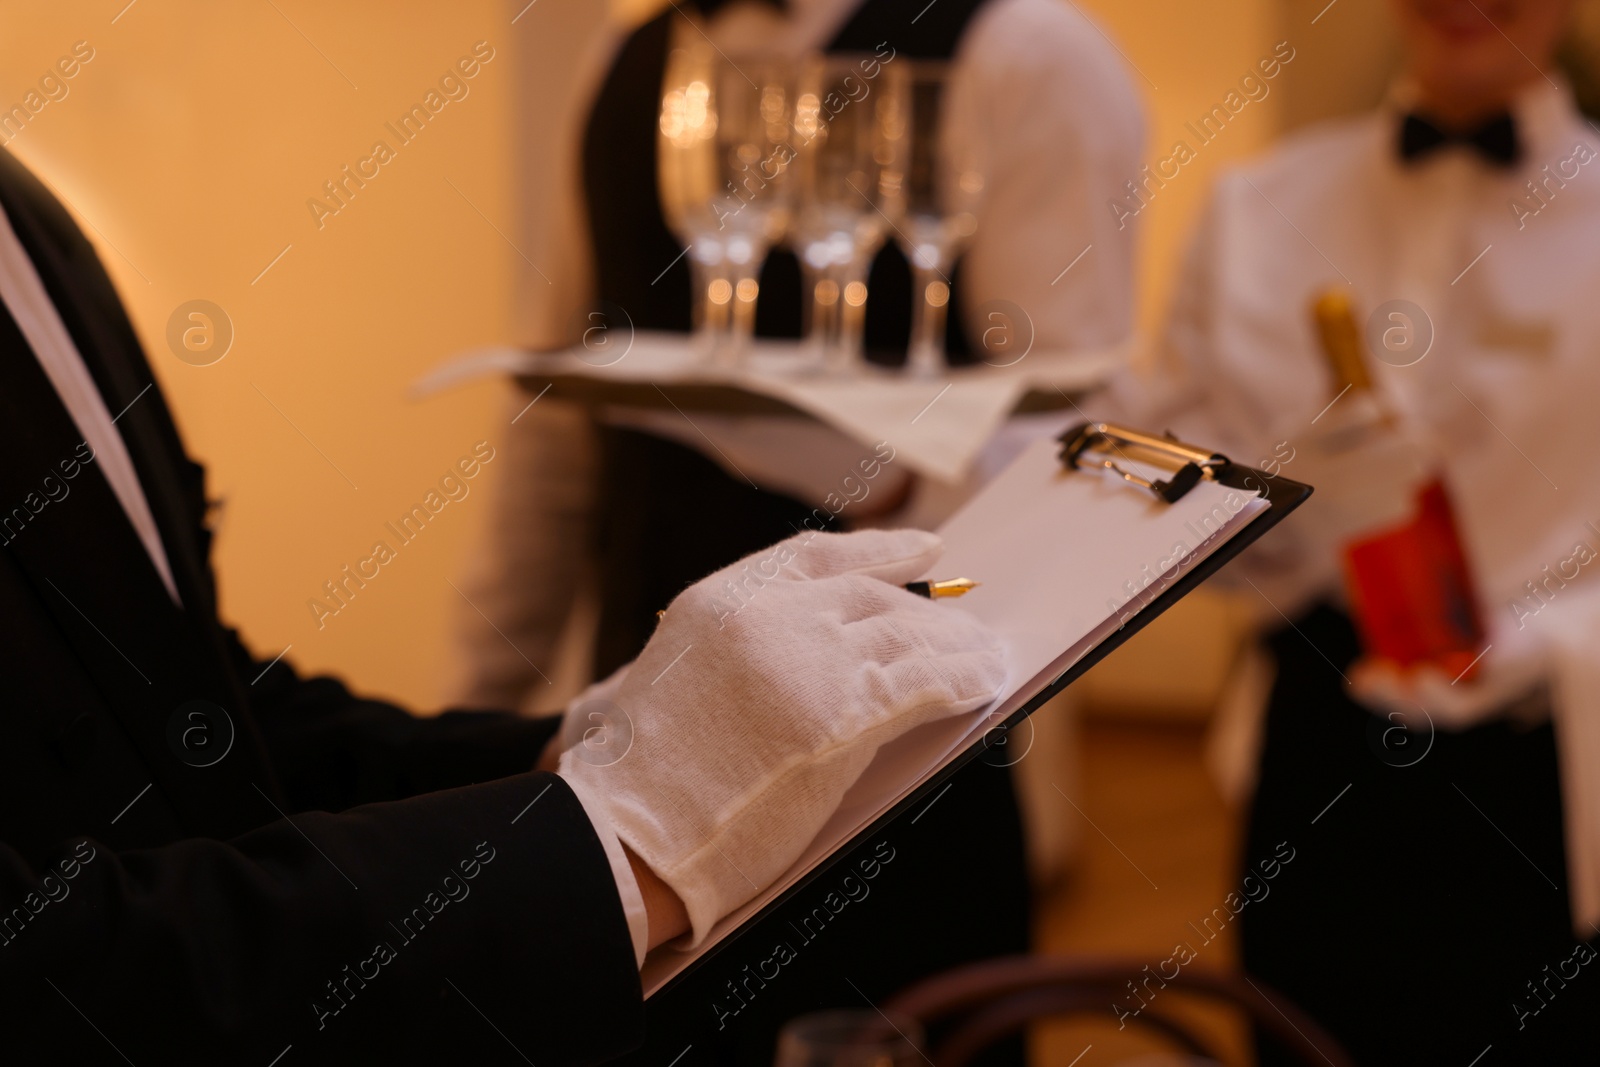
[
  {"xmin": 695, "ymin": 0, "xmax": 787, "ymax": 16},
  {"xmin": 1398, "ymin": 111, "xmax": 1521, "ymax": 167}
]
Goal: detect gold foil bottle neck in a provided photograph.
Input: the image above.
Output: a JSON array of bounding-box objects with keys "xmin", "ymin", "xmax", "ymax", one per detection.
[{"xmin": 1311, "ymin": 288, "xmax": 1375, "ymax": 397}]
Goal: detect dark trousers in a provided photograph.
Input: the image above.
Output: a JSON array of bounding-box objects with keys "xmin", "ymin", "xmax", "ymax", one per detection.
[
  {"xmin": 1244, "ymin": 605, "xmax": 1599, "ymax": 1065},
  {"xmin": 596, "ymin": 428, "xmax": 1032, "ymax": 1065}
]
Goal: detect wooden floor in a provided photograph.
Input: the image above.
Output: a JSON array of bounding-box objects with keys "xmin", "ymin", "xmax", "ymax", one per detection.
[{"xmin": 1028, "ymin": 720, "xmax": 1253, "ymax": 1066}]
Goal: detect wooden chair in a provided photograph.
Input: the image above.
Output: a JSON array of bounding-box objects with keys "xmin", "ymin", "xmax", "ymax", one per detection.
[{"xmin": 879, "ymin": 955, "xmax": 1357, "ymax": 1067}]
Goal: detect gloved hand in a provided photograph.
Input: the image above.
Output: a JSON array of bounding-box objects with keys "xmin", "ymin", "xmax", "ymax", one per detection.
[
  {"xmin": 558, "ymin": 528, "xmax": 1007, "ymax": 943},
  {"xmin": 1349, "ymin": 649, "xmax": 1548, "ymax": 730},
  {"xmin": 556, "ymin": 662, "xmax": 632, "ymax": 759}
]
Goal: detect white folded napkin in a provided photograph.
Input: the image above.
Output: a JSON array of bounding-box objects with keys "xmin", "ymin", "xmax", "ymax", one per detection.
[
  {"xmin": 413, "ymin": 333, "xmax": 1127, "ymax": 484},
  {"xmin": 1546, "ymin": 589, "xmax": 1600, "ymax": 937}
]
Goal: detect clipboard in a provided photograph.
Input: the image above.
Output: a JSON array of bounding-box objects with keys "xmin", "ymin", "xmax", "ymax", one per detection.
[{"xmin": 621, "ymin": 423, "xmax": 1311, "ymax": 1062}]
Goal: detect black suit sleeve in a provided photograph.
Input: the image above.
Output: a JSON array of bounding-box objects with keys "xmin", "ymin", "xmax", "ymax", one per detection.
[
  {"xmin": 2, "ymin": 772, "xmax": 645, "ymax": 1065},
  {"xmin": 226, "ymin": 626, "xmax": 564, "ymax": 814}
]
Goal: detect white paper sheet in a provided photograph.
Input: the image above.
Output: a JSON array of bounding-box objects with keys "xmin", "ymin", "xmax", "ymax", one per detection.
[{"xmin": 641, "ymin": 438, "xmax": 1270, "ymax": 995}]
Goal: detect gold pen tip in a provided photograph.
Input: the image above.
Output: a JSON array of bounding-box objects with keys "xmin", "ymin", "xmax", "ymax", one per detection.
[{"xmin": 929, "ymin": 578, "xmax": 980, "ymax": 598}]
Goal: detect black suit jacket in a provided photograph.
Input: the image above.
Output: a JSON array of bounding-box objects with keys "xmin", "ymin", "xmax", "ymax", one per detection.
[{"xmin": 0, "ymin": 148, "xmax": 642, "ymax": 1064}]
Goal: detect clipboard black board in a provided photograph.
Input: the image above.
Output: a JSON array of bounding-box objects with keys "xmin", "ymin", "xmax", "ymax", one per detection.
[{"xmin": 617, "ymin": 444, "xmax": 1312, "ymax": 1065}]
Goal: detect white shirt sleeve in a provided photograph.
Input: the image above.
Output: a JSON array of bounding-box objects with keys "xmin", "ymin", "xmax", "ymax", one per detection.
[
  {"xmin": 560, "ymin": 772, "xmax": 651, "ymax": 968},
  {"xmin": 952, "ymin": 0, "xmax": 1147, "ymax": 353}
]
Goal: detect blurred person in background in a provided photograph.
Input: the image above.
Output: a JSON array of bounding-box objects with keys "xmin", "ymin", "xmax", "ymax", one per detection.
[
  {"xmin": 451, "ymin": 2, "xmax": 1142, "ymax": 1049},
  {"xmin": 456, "ymin": 0, "xmax": 1143, "ymax": 700},
  {"xmin": 1097, "ymin": 0, "xmax": 1600, "ymax": 1060}
]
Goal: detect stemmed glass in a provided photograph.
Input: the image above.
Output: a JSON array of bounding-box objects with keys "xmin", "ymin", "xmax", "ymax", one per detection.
[
  {"xmin": 884, "ymin": 60, "xmax": 985, "ymax": 377},
  {"xmin": 659, "ymin": 35, "xmax": 726, "ymax": 354},
  {"xmin": 791, "ymin": 53, "xmax": 902, "ymax": 373},
  {"xmin": 715, "ymin": 59, "xmax": 795, "ymax": 355},
  {"xmin": 659, "ymin": 38, "xmax": 794, "ymax": 365}
]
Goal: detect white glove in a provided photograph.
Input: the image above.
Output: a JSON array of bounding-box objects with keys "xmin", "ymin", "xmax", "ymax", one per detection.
[
  {"xmin": 1349, "ymin": 651, "xmax": 1547, "ymax": 731},
  {"xmin": 557, "ymin": 663, "xmax": 632, "ymax": 757},
  {"xmin": 558, "ymin": 528, "xmax": 1007, "ymax": 942}
]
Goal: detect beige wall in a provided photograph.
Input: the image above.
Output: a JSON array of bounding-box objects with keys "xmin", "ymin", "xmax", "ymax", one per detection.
[
  {"xmin": 1077, "ymin": 0, "xmax": 1286, "ymax": 331},
  {"xmin": 1, "ymin": 1, "xmax": 527, "ymax": 709},
  {"xmin": 1275, "ymin": 0, "xmax": 1398, "ymax": 133},
  {"xmin": 2, "ymin": 0, "xmax": 1367, "ymax": 714}
]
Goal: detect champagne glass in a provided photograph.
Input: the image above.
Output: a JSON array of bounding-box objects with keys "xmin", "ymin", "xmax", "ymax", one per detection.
[
  {"xmin": 712, "ymin": 58, "xmax": 795, "ymax": 358},
  {"xmin": 659, "ymin": 35, "xmax": 728, "ymax": 356},
  {"xmin": 791, "ymin": 53, "xmax": 903, "ymax": 373},
  {"xmin": 884, "ymin": 61, "xmax": 984, "ymax": 377},
  {"xmin": 774, "ymin": 1010, "xmax": 926, "ymax": 1067},
  {"xmin": 659, "ymin": 38, "xmax": 794, "ymax": 365}
]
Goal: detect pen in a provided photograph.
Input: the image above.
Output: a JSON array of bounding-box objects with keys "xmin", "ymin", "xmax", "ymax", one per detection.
[
  {"xmin": 657, "ymin": 576, "xmax": 981, "ymax": 622},
  {"xmin": 903, "ymin": 577, "xmax": 980, "ymax": 599}
]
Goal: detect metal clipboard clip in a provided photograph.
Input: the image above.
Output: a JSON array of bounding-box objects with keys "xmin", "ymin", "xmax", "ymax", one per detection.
[{"xmin": 1057, "ymin": 422, "xmax": 1230, "ymax": 504}]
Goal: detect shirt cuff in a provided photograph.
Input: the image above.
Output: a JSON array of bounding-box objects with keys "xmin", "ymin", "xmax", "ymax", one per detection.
[{"xmin": 561, "ymin": 773, "xmax": 649, "ymax": 968}]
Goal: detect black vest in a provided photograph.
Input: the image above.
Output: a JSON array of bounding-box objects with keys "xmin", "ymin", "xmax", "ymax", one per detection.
[{"xmin": 580, "ymin": 0, "xmax": 994, "ymax": 364}]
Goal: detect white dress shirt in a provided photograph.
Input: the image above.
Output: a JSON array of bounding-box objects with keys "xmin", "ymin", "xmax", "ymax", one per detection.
[
  {"xmin": 0, "ymin": 204, "xmax": 181, "ymax": 604},
  {"xmin": 1099, "ymin": 78, "xmax": 1600, "ymax": 932},
  {"xmin": 1104, "ymin": 77, "xmax": 1600, "ymax": 629}
]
